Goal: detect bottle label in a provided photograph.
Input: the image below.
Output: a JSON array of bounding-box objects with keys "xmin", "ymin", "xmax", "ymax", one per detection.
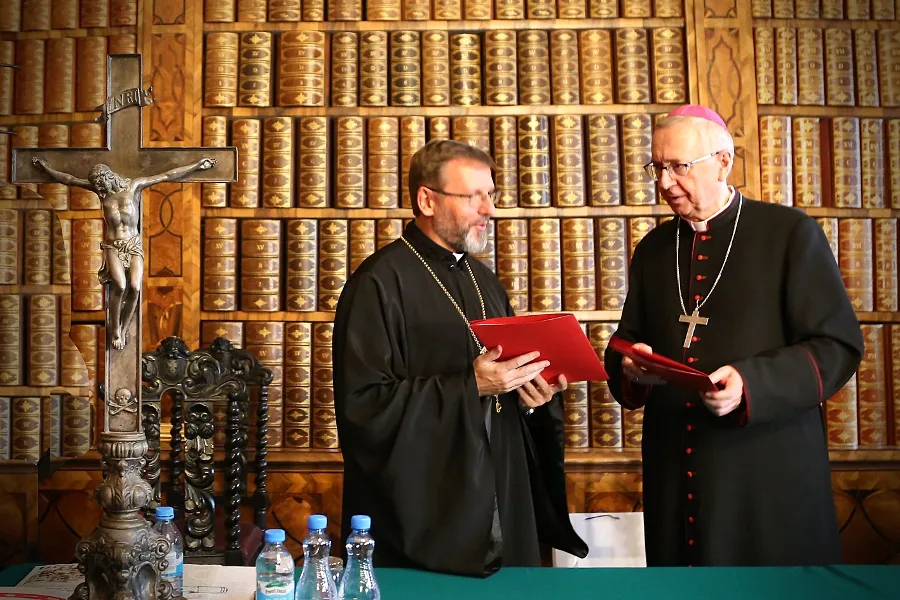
[
  {"xmin": 163, "ymin": 550, "xmax": 183, "ymax": 578},
  {"xmin": 257, "ymin": 580, "xmax": 294, "ymax": 600}
]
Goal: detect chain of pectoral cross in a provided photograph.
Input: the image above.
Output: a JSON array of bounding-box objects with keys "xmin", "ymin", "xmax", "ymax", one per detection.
[{"xmin": 675, "ymin": 195, "xmax": 743, "ymax": 349}]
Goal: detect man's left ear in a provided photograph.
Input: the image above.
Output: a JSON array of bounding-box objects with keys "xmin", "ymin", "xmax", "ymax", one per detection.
[{"xmin": 718, "ymin": 152, "xmax": 734, "ymax": 181}]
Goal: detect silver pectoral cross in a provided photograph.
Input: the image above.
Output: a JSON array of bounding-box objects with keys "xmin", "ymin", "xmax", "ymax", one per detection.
[{"xmin": 679, "ymin": 307, "xmax": 709, "ymax": 349}]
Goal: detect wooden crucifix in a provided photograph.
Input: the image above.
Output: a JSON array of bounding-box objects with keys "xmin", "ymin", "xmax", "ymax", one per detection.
[{"xmin": 12, "ymin": 54, "xmax": 236, "ymax": 600}]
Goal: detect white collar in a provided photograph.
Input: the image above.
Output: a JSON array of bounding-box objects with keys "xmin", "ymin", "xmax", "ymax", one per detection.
[{"xmin": 686, "ymin": 187, "xmax": 736, "ymax": 232}]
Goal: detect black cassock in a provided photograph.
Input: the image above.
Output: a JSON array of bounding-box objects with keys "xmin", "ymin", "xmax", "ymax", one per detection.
[
  {"xmin": 333, "ymin": 222, "xmax": 586, "ymax": 576},
  {"xmin": 604, "ymin": 194, "xmax": 863, "ymax": 566}
]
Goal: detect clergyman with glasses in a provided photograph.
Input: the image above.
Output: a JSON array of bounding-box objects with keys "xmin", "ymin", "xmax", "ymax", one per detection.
[
  {"xmin": 333, "ymin": 139, "xmax": 587, "ymax": 576},
  {"xmin": 603, "ymin": 104, "xmax": 863, "ymax": 566}
]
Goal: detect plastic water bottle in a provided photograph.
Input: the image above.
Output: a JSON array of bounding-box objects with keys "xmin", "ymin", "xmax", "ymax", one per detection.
[
  {"xmin": 337, "ymin": 515, "xmax": 380, "ymax": 600},
  {"xmin": 296, "ymin": 514, "xmax": 337, "ymax": 600},
  {"xmin": 256, "ymin": 529, "xmax": 295, "ymax": 600},
  {"xmin": 152, "ymin": 506, "xmax": 184, "ymax": 597}
]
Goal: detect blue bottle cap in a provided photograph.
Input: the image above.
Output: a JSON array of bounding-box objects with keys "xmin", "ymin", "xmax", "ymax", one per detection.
[
  {"xmin": 307, "ymin": 514, "xmax": 328, "ymax": 530},
  {"xmin": 264, "ymin": 529, "xmax": 286, "ymax": 544},
  {"xmin": 350, "ymin": 515, "xmax": 371, "ymax": 530},
  {"xmin": 155, "ymin": 506, "xmax": 174, "ymax": 520}
]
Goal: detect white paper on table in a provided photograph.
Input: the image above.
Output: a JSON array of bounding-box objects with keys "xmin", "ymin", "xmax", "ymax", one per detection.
[
  {"xmin": 17, "ymin": 565, "xmax": 82, "ymax": 593},
  {"xmin": 552, "ymin": 512, "xmax": 647, "ymax": 568},
  {"xmin": 0, "ymin": 587, "xmax": 73, "ymax": 600}
]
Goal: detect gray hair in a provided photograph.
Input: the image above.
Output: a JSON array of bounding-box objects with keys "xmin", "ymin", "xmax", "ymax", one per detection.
[{"xmin": 655, "ymin": 114, "xmax": 735, "ymax": 157}]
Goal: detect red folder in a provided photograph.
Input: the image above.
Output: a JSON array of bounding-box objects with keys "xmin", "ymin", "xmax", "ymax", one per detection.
[
  {"xmin": 607, "ymin": 336, "xmax": 717, "ymax": 393},
  {"xmin": 470, "ymin": 313, "xmax": 609, "ymax": 384}
]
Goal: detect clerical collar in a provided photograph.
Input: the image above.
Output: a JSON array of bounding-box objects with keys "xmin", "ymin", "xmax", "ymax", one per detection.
[
  {"xmin": 402, "ymin": 221, "xmax": 467, "ymax": 268},
  {"xmin": 686, "ymin": 187, "xmax": 737, "ymax": 232}
]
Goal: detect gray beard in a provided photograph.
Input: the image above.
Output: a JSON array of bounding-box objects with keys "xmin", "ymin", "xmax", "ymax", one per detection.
[{"xmin": 435, "ymin": 221, "xmax": 488, "ymax": 254}]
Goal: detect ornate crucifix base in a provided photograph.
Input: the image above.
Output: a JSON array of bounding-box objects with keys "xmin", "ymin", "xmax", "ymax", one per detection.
[{"xmin": 71, "ymin": 432, "xmax": 176, "ymax": 600}]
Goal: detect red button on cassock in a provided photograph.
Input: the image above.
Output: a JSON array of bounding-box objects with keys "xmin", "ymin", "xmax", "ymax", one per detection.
[
  {"xmin": 687, "ymin": 493, "xmax": 693, "ymax": 500},
  {"xmin": 686, "ymin": 425, "xmax": 693, "ymax": 431},
  {"xmin": 688, "ymin": 517, "xmax": 695, "ymax": 523},
  {"xmin": 687, "ymin": 471, "xmax": 694, "ymax": 478},
  {"xmin": 697, "ymin": 254, "xmax": 707, "ymax": 260},
  {"xmin": 686, "ymin": 448, "xmax": 693, "ymax": 455}
]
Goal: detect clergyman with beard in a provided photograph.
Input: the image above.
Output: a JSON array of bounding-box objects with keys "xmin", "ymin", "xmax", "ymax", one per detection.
[{"xmin": 332, "ymin": 139, "xmax": 587, "ymax": 576}]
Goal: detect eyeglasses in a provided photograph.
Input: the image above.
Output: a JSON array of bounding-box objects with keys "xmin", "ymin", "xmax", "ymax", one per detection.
[
  {"xmin": 424, "ymin": 186, "xmax": 501, "ymax": 205},
  {"xmin": 643, "ymin": 150, "xmax": 723, "ymax": 182}
]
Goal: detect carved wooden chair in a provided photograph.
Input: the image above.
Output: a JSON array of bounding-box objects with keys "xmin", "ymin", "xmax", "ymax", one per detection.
[{"xmin": 140, "ymin": 336, "xmax": 274, "ymax": 566}]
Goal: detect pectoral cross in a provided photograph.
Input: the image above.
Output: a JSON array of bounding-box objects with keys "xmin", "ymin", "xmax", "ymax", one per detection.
[{"xmin": 679, "ymin": 307, "xmax": 709, "ymax": 349}]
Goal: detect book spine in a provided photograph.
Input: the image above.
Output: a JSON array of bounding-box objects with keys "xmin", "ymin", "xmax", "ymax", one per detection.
[
  {"xmin": 587, "ymin": 115, "xmax": 621, "ymax": 206},
  {"xmin": 62, "ymin": 395, "xmax": 91, "ymax": 457},
  {"xmin": 205, "ymin": 32, "xmax": 239, "ymax": 107},
  {"xmin": 861, "ymin": 118, "xmax": 885, "ymax": 209},
  {"xmin": 52, "ymin": 216, "xmax": 71, "ymax": 286},
  {"xmin": 652, "ymin": 27, "xmax": 687, "ymax": 104},
  {"xmin": 496, "ymin": 219, "xmax": 529, "ymax": 312},
  {"xmin": 262, "ymin": 117, "xmax": 294, "ymax": 208},
  {"xmin": 558, "ymin": 0, "xmax": 586, "ymax": 18},
  {"xmin": 892, "ymin": 327, "xmax": 900, "ymax": 446},
  {"xmin": 240, "ymin": 219, "xmax": 282, "ymax": 312},
  {"xmin": 873, "ymin": 218, "xmax": 898, "ymax": 312},
  {"xmin": 793, "ymin": 117, "xmax": 822, "ymax": 207},
  {"xmin": 24, "ymin": 209, "xmax": 52, "ymax": 286},
  {"xmin": 28, "ymin": 294, "xmax": 58, "ymax": 386},
  {"xmin": 278, "ymin": 31, "xmax": 326, "ymax": 106},
  {"xmin": 318, "ymin": 219, "xmax": 348, "ymax": 312},
  {"xmin": 42, "ymin": 396, "xmax": 61, "ymax": 458},
  {"xmin": 518, "ymin": 31, "xmax": 551, "ymax": 105},
  {"xmin": 429, "ymin": 116, "xmax": 450, "ymax": 141},
  {"xmin": 16, "ymin": 39, "xmax": 45, "ymax": 114},
  {"xmin": 452, "ymin": 116, "xmax": 490, "ymax": 155},
  {"xmin": 759, "ymin": 116, "xmax": 793, "ymax": 206},
  {"xmin": 286, "ymin": 218, "xmax": 318, "ymax": 312},
  {"xmin": 654, "ymin": 0, "xmax": 681, "ymax": 16},
  {"xmin": 284, "ymin": 322, "xmax": 311, "ymax": 448},
  {"xmin": 0, "ymin": 0, "xmax": 20, "ymax": 32},
  {"xmin": 825, "ymin": 29, "xmax": 855, "ymax": 107},
  {"xmin": 80, "ymin": 0, "xmax": 108, "ymax": 27},
  {"xmin": 70, "ymin": 324, "xmax": 99, "ymax": 419},
  {"xmin": 775, "ymin": 27, "xmax": 798, "ymax": 105},
  {"xmin": 376, "ymin": 219, "xmax": 402, "ymax": 249},
  {"xmin": 562, "ymin": 218, "xmax": 595, "ymax": 311},
  {"xmin": 302, "ymin": 0, "xmax": 325, "ymax": 21},
  {"xmin": 822, "ymin": 0, "xmax": 843, "ymax": 19},
  {"xmin": 518, "ymin": 115, "xmax": 551, "ymax": 208},
  {"xmin": 69, "ymin": 124, "xmax": 103, "ymax": 209},
  {"xmin": 335, "ymin": 117, "xmax": 366, "ymax": 209},
  {"xmin": 484, "ymin": 31, "xmax": 517, "ymax": 107},
  {"xmin": 465, "ymin": 0, "xmax": 492, "ymax": 19},
  {"xmin": 755, "ymin": 27, "xmax": 776, "ymax": 105},
  {"xmin": 202, "ymin": 218, "xmax": 238, "ymax": 312},
  {"xmin": 589, "ymin": 0, "xmax": 617, "ymax": 17},
  {"xmin": 588, "ymin": 323, "xmax": 623, "ymax": 448},
  {"xmin": 12, "ymin": 396, "xmax": 41, "ymax": 462},
  {"xmin": 854, "ymin": 30, "xmax": 879, "ymax": 107},
  {"xmin": 496, "ymin": 0, "xmax": 524, "ymax": 18},
  {"xmin": 832, "ymin": 117, "xmax": 863, "ymax": 208},
  {"xmin": 202, "ymin": 117, "xmax": 229, "ymax": 208},
  {"xmin": 0, "ymin": 397, "xmax": 9, "ymax": 459},
  {"xmin": 472, "ymin": 221, "xmax": 496, "ymax": 272},
  {"xmin": 360, "ymin": 32, "xmax": 388, "ymax": 107},
  {"xmin": 597, "ymin": 218, "xmax": 628, "ymax": 310},
  {"xmin": 400, "ymin": 116, "xmax": 426, "ymax": 209},
  {"xmin": 38, "ymin": 125, "xmax": 70, "ymax": 210},
  {"xmin": 109, "ymin": 0, "xmax": 137, "ymax": 25},
  {"xmin": 422, "ymin": 32, "xmax": 450, "ymax": 107},
  {"xmin": 349, "ymin": 219, "xmax": 376, "ymax": 275},
  {"xmin": 0, "ymin": 295, "xmax": 20, "ymax": 385},
  {"xmin": 331, "ymin": 32, "xmax": 359, "ymax": 107},
  {"xmin": 838, "ymin": 218, "xmax": 874, "ymax": 312},
  {"xmin": 622, "ymin": 0, "xmax": 650, "ymax": 17},
  {"xmin": 238, "ymin": 0, "xmax": 267, "ymax": 21},
  {"xmin": 312, "ymin": 323, "xmax": 338, "ymax": 449},
  {"xmin": 552, "ymin": 115, "xmax": 586, "ymax": 207},
  {"xmin": 0, "ymin": 41, "xmax": 13, "ymax": 116},
  {"xmin": 245, "ymin": 322, "xmax": 284, "ymax": 447},
  {"xmin": 564, "ymin": 380, "xmax": 590, "ymax": 449},
  {"xmin": 205, "ymin": 0, "xmax": 236, "ymax": 21},
  {"xmin": 45, "ymin": 38, "xmax": 75, "ymax": 114},
  {"xmin": 891, "ymin": 120, "xmax": 900, "ymax": 209},
  {"xmin": 529, "ymin": 218, "xmax": 562, "ymax": 312},
  {"xmin": 857, "ymin": 324, "xmax": 887, "ymax": 447},
  {"xmin": 270, "ymin": 0, "xmax": 301, "ymax": 21},
  {"xmin": 232, "ymin": 118, "xmax": 261, "ymax": 208},
  {"xmin": 76, "ymin": 36, "xmax": 107, "ymax": 112},
  {"xmin": 795, "ymin": 0, "xmax": 818, "ymax": 17},
  {"xmin": 450, "ymin": 33, "xmax": 481, "ymax": 106},
  {"xmin": 772, "ymin": 0, "xmax": 792, "ymax": 17},
  {"xmin": 877, "ymin": 30, "xmax": 900, "ymax": 107},
  {"xmin": 816, "ymin": 217, "xmax": 840, "ymax": 264},
  {"xmin": 200, "ymin": 321, "xmax": 244, "ymax": 348},
  {"xmin": 433, "ymin": 0, "xmax": 461, "ymax": 18},
  {"xmin": 623, "ymin": 406, "xmax": 643, "ymax": 448},
  {"xmin": 328, "ymin": 0, "xmax": 362, "ymax": 20},
  {"xmin": 616, "ymin": 28, "xmax": 651, "ymax": 104},
  {"xmin": 826, "ymin": 374, "xmax": 857, "ymax": 449},
  {"xmin": 628, "ymin": 217, "xmax": 656, "ymax": 262},
  {"xmin": 550, "ymin": 30, "xmax": 580, "ymax": 105},
  {"xmin": 492, "ymin": 117, "xmax": 518, "ymax": 208},
  {"xmin": 391, "ymin": 31, "xmax": 422, "ymax": 107},
  {"xmin": 797, "ymin": 27, "xmax": 825, "ymax": 105},
  {"xmin": 873, "ymin": 0, "xmax": 895, "ymax": 19},
  {"xmin": 52, "ymin": 0, "xmax": 79, "ymax": 28},
  {"xmin": 297, "ymin": 117, "xmax": 329, "ymax": 208},
  {"xmin": 367, "ymin": 117, "xmax": 399, "ymax": 208},
  {"xmin": 367, "ymin": 0, "xmax": 401, "ymax": 19},
  {"xmin": 238, "ymin": 31, "xmax": 272, "ymax": 107},
  {"xmin": 622, "ymin": 114, "xmax": 656, "ymax": 206},
  {"xmin": 526, "ymin": 0, "xmax": 556, "ymax": 18},
  {"xmin": 847, "ymin": 0, "xmax": 870, "ymax": 19},
  {"xmin": 0, "ymin": 209, "xmax": 18, "ymax": 284}
]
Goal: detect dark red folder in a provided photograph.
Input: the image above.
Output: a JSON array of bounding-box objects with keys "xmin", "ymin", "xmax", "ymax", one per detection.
[
  {"xmin": 607, "ymin": 336, "xmax": 717, "ymax": 393},
  {"xmin": 469, "ymin": 313, "xmax": 609, "ymax": 384}
]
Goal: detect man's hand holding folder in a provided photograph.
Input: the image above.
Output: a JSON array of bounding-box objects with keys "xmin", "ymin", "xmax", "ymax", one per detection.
[{"xmin": 607, "ymin": 337, "xmax": 717, "ymax": 394}]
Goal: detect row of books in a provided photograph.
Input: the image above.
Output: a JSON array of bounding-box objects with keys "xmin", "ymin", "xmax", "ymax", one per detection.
[
  {"xmin": 201, "ymin": 27, "xmax": 687, "ymax": 108},
  {"xmin": 755, "ymin": 26, "xmax": 900, "ymax": 108},
  {"xmin": 0, "ymin": 0, "xmax": 136, "ymax": 32},
  {"xmin": 752, "ymin": 0, "xmax": 897, "ymax": 20},
  {"xmin": 0, "ymin": 394, "xmax": 92, "ymax": 462}
]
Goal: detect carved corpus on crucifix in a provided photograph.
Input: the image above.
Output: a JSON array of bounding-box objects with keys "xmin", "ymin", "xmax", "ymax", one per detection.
[{"xmin": 13, "ymin": 55, "xmax": 236, "ymax": 600}]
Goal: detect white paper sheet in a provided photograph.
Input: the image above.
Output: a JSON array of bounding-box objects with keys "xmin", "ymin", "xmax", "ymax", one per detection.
[{"xmin": 552, "ymin": 512, "xmax": 647, "ymax": 568}]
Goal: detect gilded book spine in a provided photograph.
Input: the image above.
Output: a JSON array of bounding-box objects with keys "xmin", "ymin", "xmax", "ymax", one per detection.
[
  {"xmin": 822, "ymin": 0, "xmax": 843, "ymax": 19},
  {"xmin": 755, "ymin": 28, "xmax": 776, "ymax": 105},
  {"xmin": 623, "ymin": 406, "xmax": 644, "ymax": 449},
  {"xmin": 652, "ymin": 27, "xmax": 686, "ymax": 104},
  {"xmin": 580, "ymin": 30, "xmax": 614, "ymax": 105},
  {"xmin": 551, "ymin": 30, "xmax": 580, "ymax": 105},
  {"xmin": 891, "ymin": 121, "xmax": 900, "ymax": 209},
  {"xmin": 596, "ymin": 218, "xmax": 627, "ymax": 310},
  {"xmin": 298, "ymin": 117, "xmax": 329, "ymax": 208},
  {"xmin": 622, "ymin": 114, "xmax": 655, "ymax": 205},
  {"xmin": 238, "ymin": 31, "xmax": 272, "ymax": 107},
  {"xmin": 854, "ymin": 30, "xmax": 879, "ymax": 108},
  {"xmin": 616, "ymin": 28, "xmax": 650, "ymax": 104},
  {"xmin": 429, "ymin": 117, "xmax": 450, "ymax": 141},
  {"xmin": 793, "ymin": 118, "xmax": 822, "ymax": 207},
  {"xmin": 847, "ymin": 0, "xmax": 870, "ymax": 19},
  {"xmin": 238, "ymin": 0, "xmax": 267, "ymax": 21},
  {"xmin": 816, "ymin": 217, "xmax": 839, "ymax": 264},
  {"xmin": 62, "ymin": 395, "xmax": 91, "ymax": 457},
  {"xmin": 529, "ymin": 218, "xmax": 562, "ymax": 312},
  {"xmin": 628, "ymin": 217, "xmax": 656, "ymax": 262},
  {"xmin": 270, "ymin": 0, "xmax": 301, "ymax": 21},
  {"xmin": 400, "ymin": 116, "xmax": 426, "ymax": 209},
  {"xmin": 332, "ymin": 32, "xmax": 359, "ymax": 107},
  {"xmin": 526, "ymin": 0, "xmax": 555, "ymax": 18},
  {"xmin": 52, "ymin": 216, "xmax": 71, "ymax": 286},
  {"xmin": 349, "ymin": 220, "xmax": 376, "ymax": 275},
  {"xmin": 552, "ymin": 115, "xmax": 585, "ymax": 208},
  {"xmin": 496, "ymin": 0, "xmax": 524, "ymax": 18},
  {"xmin": 312, "ymin": 323, "xmax": 338, "ymax": 449},
  {"xmin": 200, "ymin": 321, "xmax": 244, "ymax": 348},
  {"xmin": 42, "ymin": 396, "xmax": 61, "ymax": 458},
  {"xmin": 433, "ymin": 0, "xmax": 461, "ymax": 20},
  {"xmin": 13, "ymin": 126, "xmax": 38, "ymax": 196},
  {"xmin": 775, "ymin": 27, "xmax": 798, "ymax": 105},
  {"xmin": 622, "ymin": 0, "xmax": 650, "ymax": 16},
  {"xmin": 205, "ymin": 32, "xmax": 239, "ymax": 107},
  {"xmin": 0, "ymin": 42, "xmax": 13, "ymax": 115},
  {"xmin": 826, "ymin": 374, "xmax": 857, "ymax": 448},
  {"xmin": 205, "ymin": 0, "xmax": 235, "ymax": 21},
  {"xmin": 277, "ymin": 31, "xmax": 326, "ymax": 107},
  {"xmin": 61, "ymin": 322, "xmax": 88, "ymax": 389},
  {"xmin": 893, "ymin": 327, "xmax": 900, "ymax": 445},
  {"xmin": 587, "ymin": 115, "xmax": 621, "ymax": 206},
  {"xmin": 493, "ymin": 117, "xmax": 518, "ymax": 208},
  {"xmin": 564, "ymin": 380, "xmax": 589, "ymax": 449},
  {"xmin": 590, "ymin": 0, "xmax": 617, "ymax": 17},
  {"xmin": 202, "ymin": 117, "xmax": 228, "ymax": 208},
  {"xmin": 795, "ymin": 0, "xmax": 819, "ymax": 17},
  {"xmin": 360, "ymin": 32, "xmax": 388, "ymax": 107},
  {"xmin": 452, "ymin": 116, "xmax": 490, "ymax": 155},
  {"xmin": 376, "ymin": 219, "xmax": 403, "ymax": 249},
  {"xmin": 28, "ymin": 294, "xmax": 58, "ymax": 386},
  {"xmin": 797, "ymin": 28, "xmax": 824, "ymax": 105},
  {"xmin": 857, "ymin": 324, "xmax": 886, "ymax": 447},
  {"xmin": 240, "ymin": 219, "xmax": 282, "ymax": 312},
  {"xmin": 0, "ymin": 209, "xmax": 17, "ymax": 284},
  {"xmin": 496, "ymin": 219, "xmax": 529, "ymax": 312},
  {"xmin": 654, "ymin": 0, "xmax": 681, "ymax": 16},
  {"xmin": 860, "ymin": 119, "xmax": 885, "ymax": 209},
  {"xmin": 80, "ymin": 0, "xmax": 108, "ymax": 27},
  {"xmin": 759, "ymin": 116, "xmax": 793, "ymax": 206},
  {"xmin": 485, "ymin": 31, "xmax": 517, "ymax": 106},
  {"xmin": 0, "ymin": 398, "xmax": 8, "ymax": 459},
  {"xmin": 232, "ymin": 118, "xmax": 261, "ymax": 208},
  {"xmin": 262, "ymin": 117, "xmax": 293, "ymax": 208},
  {"xmin": 450, "ymin": 33, "xmax": 481, "ymax": 106},
  {"xmin": 873, "ymin": 0, "xmax": 894, "ymax": 18},
  {"xmin": 838, "ymin": 218, "xmax": 873, "ymax": 312},
  {"xmin": 328, "ymin": 0, "xmax": 362, "ymax": 20},
  {"xmin": 366, "ymin": 0, "xmax": 401, "ymax": 19},
  {"xmin": 391, "ymin": 31, "xmax": 421, "ymax": 107},
  {"xmin": 12, "ymin": 397, "xmax": 41, "ymax": 463},
  {"xmin": 286, "ymin": 218, "xmax": 318, "ymax": 312},
  {"xmin": 45, "ymin": 38, "xmax": 75, "ymax": 113},
  {"xmin": 558, "ymin": 0, "xmax": 586, "ymax": 18},
  {"xmin": 302, "ymin": 0, "xmax": 325, "ymax": 21},
  {"xmin": 517, "ymin": 115, "xmax": 551, "ymax": 208},
  {"xmin": 367, "ymin": 117, "xmax": 399, "ymax": 208},
  {"xmin": 562, "ymin": 218, "xmax": 595, "ymax": 311},
  {"xmin": 404, "ymin": 0, "xmax": 429, "ymax": 18},
  {"xmin": 0, "ymin": 0, "xmax": 19, "ymax": 31},
  {"xmin": 52, "ymin": 0, "xmax": 78, "ymax": 28},
  {"xmin": 825, "ymin": 29, "xmax": 855, "ymax": 107},
  {"xmin": 588, "ymin": 323, "xmax": 622, "ymax": 449},
  {"xmin": 335, "ymin": 117, "xmax": 366, "ymax": 209},
  {"xmin": 465, "ymin": 0, "xmax": 492, "ymax": 18},
  {"xmin": 23, "ymin": 0, "xmax": 50, "ymax": 30},
  {"xmin": 873, "ymin": 219, "xmax": 898, "ymax": 312},
  {"xmin": 109, "ymin": 0, "xmax": 137, "ymax": 25},
  {"xmin": 318, "ymin": 219, "xmax": 348, "ymax": 312},
  {"xmin": 245, "ymin": 322, "xmax": 284, "ymax": 447},
  {"xmin": 24, "ymin": 209, "xmax": 51, "ymax": 286},
  {"xmin": 38, "ymin": 124, "xmax": 70, "ymax": 210},
  {"xmin": 16, "ymin": 39, "xmax": 44, "ymax": 114},
  {"xmin": 69, "ymin": 124, "xmax": 103, "ymax": 209},
  {"xmin": 284, "ymin": 322, "xmax": 311, "ymax": 448},
  {"xmin": 832, "ymin": 117, "xmax": 862, "ymax": 208},
  {"xmin": 877, "ymin": 30, "xmax": 900, "ymax": 107},
  {"xmin": 69, "ymin": 324, "xmax": 98, "ymax": 412},
  {"xmin": 518, "ymin": 31, "xmax": 551, "ymax": 105},
  {"xmin": 202, "ymin": 218, "xmax": 238, "ymax": 312},
  {"xmin": 0, "ymin": 296, "xmax": 20, "ymax": 385},
  {"xmin": 772, "ymin": 0, "xmax": 792, "ymax": 17},
  {"xmin": 422, "ymin": 32, "xmax": 450, "ymax": 107}
]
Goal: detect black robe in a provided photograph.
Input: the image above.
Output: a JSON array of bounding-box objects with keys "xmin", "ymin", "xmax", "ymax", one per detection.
[
  {"xmin": 604, "ymin": 194, "xmax": 864, "ymax": 566},
  {"xmin": 333, "ymin": 222, "xmax": 587, "ymax": 576}
]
